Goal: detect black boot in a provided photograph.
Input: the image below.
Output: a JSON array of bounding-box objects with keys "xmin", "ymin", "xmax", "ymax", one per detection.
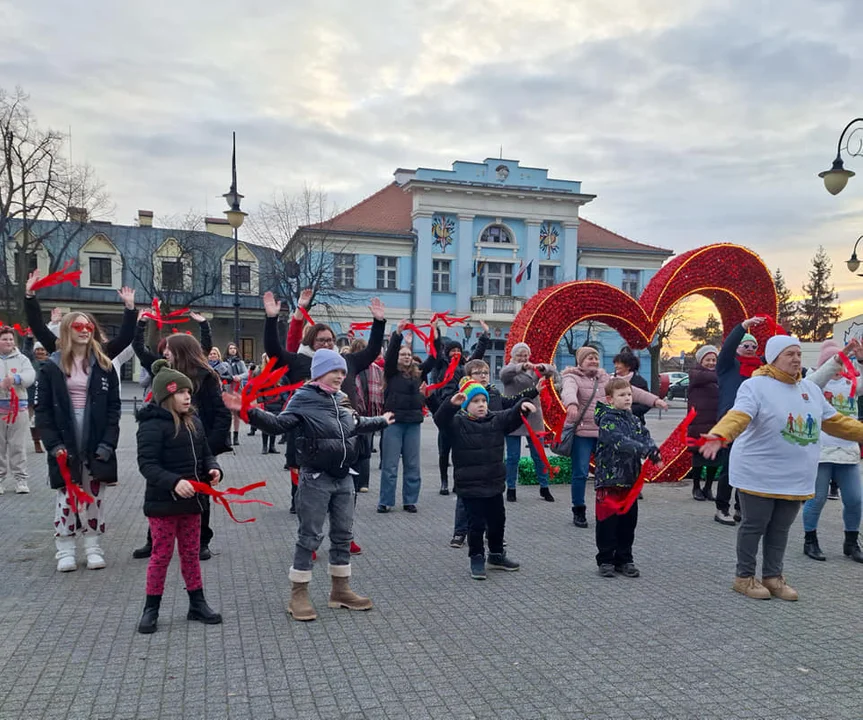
[
  {"xmin": 506, "ymin": 488, "xmax": 517, "ymax": 502},
  {"xmin": 268, "ymin": 436, "xmax": 279, "ymax": 453},
  {"xmin": 232, "ymin": 431, "xmax": 239, "ymax": 446},
  {"xmin": 439, "ymin": 457, "xmax": 450, "ymax": 495},
  {"xmin": 572, "ymin": 505, "xmax": 588, "ymax": 528},
  {"xmin": 262, "ymin": 435, "xmax": 269, "ymax": 455},
  {"xmin": 804, "ymin": 530, "xmax": 826, "ymax": 561},
  {"xmin": 702, "ymin": 477, "xmax": 715, "ymax": 502},
  {"xmin": 290, "ymin": 483, "xmax": 297, "ymax": 514},
  {"xmin": 132, "ymin": 530, "xmax": 153, "ymax": 559},
  {"xmin": 692, "ymin": 477, "xmax": 705, "ymax": 501},
  {"xmin": 187, "ymin": 589, "xmax": 223, "ymax": 624},
  {"xmin": 137, "ymin": 594, "xmax": 161, "ymax": 634},
  {"xmin": 247, "ymin": 427, "xmax": 256, "ymax": 436},
  {"xmin": 844, "ymin": 531, "xmax": 863, "ymax": 563},
  {"xmin": 540, "ymin": 486, "xmax": 555, "ymax": 502}
]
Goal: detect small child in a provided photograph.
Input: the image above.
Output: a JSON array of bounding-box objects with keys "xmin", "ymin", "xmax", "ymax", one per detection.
[
  {"xmin": 224, "ymin": 348, "xmax": 393, "ymax": 621},
  {"xmin": 448, "ymin": 360, "xmax": 543, "ymax": 548},
  {"xmin": 593, "ymin": 377, "xmax": 662, "ymax": 579},
  {"xmin": 434, "ymin": 376, "xmax": 535, "ymax": 580},
  {"xmin": 136, "ymin": 360, "xmax": 223, "ymax": 634}
]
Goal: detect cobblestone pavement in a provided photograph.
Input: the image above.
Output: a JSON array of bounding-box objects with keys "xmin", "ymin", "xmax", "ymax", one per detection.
[{"xmin": 1, "ymin": 402, "xmax": 862, "ymax": 719}]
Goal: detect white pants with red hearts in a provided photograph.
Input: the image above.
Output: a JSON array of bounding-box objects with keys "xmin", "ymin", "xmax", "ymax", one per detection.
[{"xmin": 54, "ymin": 475, "xmax": 105, "ymax": 537}]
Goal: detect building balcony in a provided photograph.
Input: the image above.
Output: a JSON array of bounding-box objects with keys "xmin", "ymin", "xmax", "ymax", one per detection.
[{"xmin": 470, "ymin": 295, "xmax": 525, "ymax": 318}]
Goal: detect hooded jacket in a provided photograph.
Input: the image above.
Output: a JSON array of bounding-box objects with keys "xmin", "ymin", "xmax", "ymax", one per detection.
[
  {"xmin": 594, "ymin": 403, "xmax": 661, "ymax": 489},
  {"xmin": 247, "ymin": 383, "xmax": 390, "ymax": 478},
  {"xmin": 136, "ymin": 405, "xmax": 221, "ymax": 516},
  {"xmin": 0, "ymin": 347, "xmax": 36, "ymax": 409},
  {"xmin": 34, "ymin": 352, "xmax": 121, "ymax": 488}
]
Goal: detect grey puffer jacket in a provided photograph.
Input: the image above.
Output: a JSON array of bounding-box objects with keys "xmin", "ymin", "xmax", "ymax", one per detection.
[{"xmin": 247, "ymin": 384, "xmax": 390, "ymax": 478}]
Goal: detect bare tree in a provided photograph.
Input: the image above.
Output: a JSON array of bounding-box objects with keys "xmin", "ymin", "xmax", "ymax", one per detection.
[
  {"xmin": 562, "ymin": 320, "xmax": 597, "ymax": 356},
  {"xmin": 648, "ymin": 299, "xmax": 691, "ymax": 392},
  {"xmin": 247, "ymin": 185, "xmax": 357, "ymax": 317},
  {"xmin": 0, "ymin": 87, "xmax": 113, "ymax": 322}
]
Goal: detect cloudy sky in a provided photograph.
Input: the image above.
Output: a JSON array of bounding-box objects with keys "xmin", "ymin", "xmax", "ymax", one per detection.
[{"xmin": 5, "ymin": 0, "xmax": 863, "ymax": 329}]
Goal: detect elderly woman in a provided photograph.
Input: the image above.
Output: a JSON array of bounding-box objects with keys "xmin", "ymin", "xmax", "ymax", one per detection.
[
  {"xmin": 499, "ymin": 342, "xmax": 557, "ymax": 503},
  {"xmin": 687, "ymin": 345, "xmax": 720, "ymax": 502},
  {"xmin": 701, "ymin": 336, "xmax": 863, "ymax": 601},
  {"xmin": 561, "ymin": 346, "xmax": 666, "ymax": 528}
]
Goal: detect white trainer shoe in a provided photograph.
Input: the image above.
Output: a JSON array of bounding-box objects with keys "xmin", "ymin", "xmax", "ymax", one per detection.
[
  {"xmin": 55, "ymin": 537, "xmax": 78, "ymax": 572},
  {"xmin": 84, "ymin": 535, "xmax": 106, "ymax": 570},
  {"xmin": 15, "ymin": 480, "xmax": 29, "ymax": 494}
]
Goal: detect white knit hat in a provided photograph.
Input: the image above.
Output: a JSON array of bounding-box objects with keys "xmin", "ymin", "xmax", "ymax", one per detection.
[
  {"xmin": 765, "ymin": 335, "xmax": 801, "ymax": 364},
  {"xmin": 695, "ymin": 345, "xmax": 718, "ymax": 365}
]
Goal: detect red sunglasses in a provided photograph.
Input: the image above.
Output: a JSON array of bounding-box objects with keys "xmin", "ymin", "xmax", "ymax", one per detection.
[{"xmin": 71, "ymin": 321, "xmax": 95, "ymax": 333}]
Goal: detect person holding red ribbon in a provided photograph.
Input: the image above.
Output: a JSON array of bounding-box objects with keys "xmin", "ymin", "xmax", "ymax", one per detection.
[
  {"xmin": 136, "ymin": 361, "xmax": 223, "ymax": 633},
  {"xmin": 35, "ymin": 313, "xmax": 121, "ymax": 572},
  {"xmin": 0, "ymin": 326, "xmax": 36, "ymax": 494}
]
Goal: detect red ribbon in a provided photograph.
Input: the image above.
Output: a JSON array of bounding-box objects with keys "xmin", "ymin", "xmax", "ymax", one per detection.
[
  {"xmin": 534, "ymin": 368, "xmax": 563, "ymax": 443},
  {"xmin": 142, "ymin": 298, "xmax": 190, "ymax": 330},
  {"xmin": 2, "ymin": 387, "xmax": 19, "ymax": 424},
  {"xmin": 56, "ymin": 449, "xmax": 95, "ymax": 514},
  {"xmin": 298, "ymin": 307, "xmax": 315, "ymax": 325},
  {"xmin": 754, "ymin": 314, "xmax": 788, "ymax": 336},
  {"xmin": 838, "ymin": 352, "xmax": 859, "ymax": 398},
  {"xmin": 424, "ymin": 353, "xmax": 461, "ymax": 395},
  {"xmin": 187, "ymin": 480, "xmax": 273, "ymax": 524},
  {"xmin": 12, "ymin": 323, "xmax": 30, "ymax": 337},
  {"xmin": 404, "ymin": 323, "xmax": 436, "ymax": 358},
  {"xmin": 521, "ymin": 414, "xmax": 560, "ymax": 479},
  {"xmin": 239, "ymin": 357, "xmax": 301, "ymax": 422},
  {"xmin": 144, "ymin": 390, "xmax": 153, "ymax": 404},
  {"xmin": 29, "ymin": 260, "xmax": 82, "ymax": 292},
  {"xmin": 348, "ymin": 321, "xmax": 374, "ymax": 339},
  {"xmin": 428, "ymin": 311, "xmax": 471, "ymax": 328}
]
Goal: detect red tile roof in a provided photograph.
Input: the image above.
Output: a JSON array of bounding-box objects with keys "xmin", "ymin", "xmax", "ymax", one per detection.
[{"xmin": 304, "ymin": 181, "xmax": 672, "ymax": 254}]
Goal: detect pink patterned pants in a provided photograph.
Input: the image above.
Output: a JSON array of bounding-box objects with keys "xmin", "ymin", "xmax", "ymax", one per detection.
[{"xmin": 146, "ymin": 514, "xmax": 203, "ymax": 596}]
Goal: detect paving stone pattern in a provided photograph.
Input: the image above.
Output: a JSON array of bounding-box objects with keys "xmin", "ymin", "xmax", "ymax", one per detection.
[{"xmin": 0, "ymin": 404, "xmax": 862, "ymax": 719}]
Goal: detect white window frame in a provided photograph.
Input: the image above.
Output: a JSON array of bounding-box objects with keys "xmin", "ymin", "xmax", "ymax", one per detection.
[
  {"xmin": 622, "ymin": 269, "xmax": 640, "ymax": 297},
  {"xmin": 432, "ymin": 259, "xmax": 452, "ymax": 293},
  {"xmin": 376, "ymin": 256, "xmax": 398, "ymax": 290},
  {"xmin": 585, "ymin": 267, "xmax": 605, "ymax": 282},
  {"xmin": 538, "ymin": 264, "xmax": 556, "ymax": 291},
  {"xmin": 334, "ymin": 253, "xmax": 356, "ymax": 289},
  {"xmin": 479, "ymin": 224, "xmax": 514, "ymax": 244},
  {"xmin": 478, "ymin": 261, "xmax": 513, "ymax": 296}
]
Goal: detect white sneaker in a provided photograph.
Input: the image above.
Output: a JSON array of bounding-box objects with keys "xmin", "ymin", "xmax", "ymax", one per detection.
[
  {"xmin": 714, "ymin": 510, "xmax": 736, "ymax": 526},
  {"xmin": 84, "ymin": 535, "xmax": 106, "ymax": 570},
  {"xmin": 0, "ymin": 484, "xmax": 5, "ymax": 495},
  {"xmin": 55, "ymin": 537, "xmax": 78, "ymax": 572},
  {"xmin": 15, "ymin": 480, "xmax": 29, "ymax": 494}
]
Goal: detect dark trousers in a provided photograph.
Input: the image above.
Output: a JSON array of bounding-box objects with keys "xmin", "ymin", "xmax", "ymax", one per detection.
[
  {"xmin": 354, "ymin": 456, "xmax": 370, "ymax": 492},
  {"xmin": 462, "ymin": 494, "xmax": 505, "ymax": 558},
  {"xmin": 714, "ymin": 447, "xmax": 740, "ymax": 514},
  {"xmin": 438, "ymin": 431, "xmax": 453, "ymax": 485},
  {"xmin": 595, "ymin": 500, "xmax": 638, "ymax": 566}
]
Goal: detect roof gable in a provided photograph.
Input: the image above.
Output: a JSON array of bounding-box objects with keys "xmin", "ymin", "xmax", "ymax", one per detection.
[{"xmin": 304, "ymin": 183, "xmax": 413, "ymax": 236}]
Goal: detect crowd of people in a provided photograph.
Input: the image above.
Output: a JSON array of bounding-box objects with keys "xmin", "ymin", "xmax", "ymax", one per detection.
[{"xmin": 2, "ymin": 270, "xmax": 863, "ymax": 632}]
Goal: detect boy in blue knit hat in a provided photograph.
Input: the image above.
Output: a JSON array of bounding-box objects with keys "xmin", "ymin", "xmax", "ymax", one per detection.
[{"xmin": 434, "ymin": 376, "xmax": 535, "ymax": 579}]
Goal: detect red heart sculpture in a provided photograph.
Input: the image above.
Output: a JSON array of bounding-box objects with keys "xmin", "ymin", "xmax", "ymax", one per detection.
[{"xmin": 506, "ymin": 243, "xmax": 779, "ymax": 483}]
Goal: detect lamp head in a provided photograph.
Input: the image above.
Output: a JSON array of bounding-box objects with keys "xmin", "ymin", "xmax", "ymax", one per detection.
[
  {"xmin": 848, "ymin": 254, "xmax": 860, "ymax": 273},
  {"xmin": 820, "ymin": 157, "xmax": 855, "ymax": 195},
  {"xmin": 224, "ymin": 208, "xmax": 247, "ymax": 229}
]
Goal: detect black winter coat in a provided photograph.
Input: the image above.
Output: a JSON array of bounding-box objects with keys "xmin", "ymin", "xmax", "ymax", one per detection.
[
  {"xmin": 35, "ymin": 354, "xmax": 121, "ymax": 488},
  {"xmin": 383, "ymin": 331, "xmax": 427, "ymax": 424},
  {"xmin": 426, "ymin": 333, "xmax": 490, "ymax": 412},
  {"xmin": 434, "ymin": 399, "xmax": 528, "ymax": 498},
  {"xmin": 629, "ymin": 372, "xmax": 651, "ymax": 422},
  {"xmin": 687, "ymin": 365, "xmax": 719, "ymax": 438},
  {"xmin": 131, "ymin": 319, "xmax": 213, "ymax": 373},
  {"xmin": 716, "ymin": 323, "xmax": 764, "ymax": 418},
  {"xmin": 136, "ymin": 406, "xmax": 221, "ymax": 517},
  {"xmin": 594, "ymin": 403, "xmax": 660, "ymax": 489},
  {"xmin": 247, "ymin": 384, "xmax": 389, "ymax": 478}
]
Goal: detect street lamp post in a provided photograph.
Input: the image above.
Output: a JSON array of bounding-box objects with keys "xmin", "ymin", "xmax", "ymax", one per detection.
[
  {"xmin": 846, "ymin": 234, "xmax": 863, "ymax": 275},
  {"xmin": 222, "ymin": 132, "xmax": 247, "ymax": 350},
  {"xmin": 819, "ymin": 118, "xmax": 863, "ymax": 195}
]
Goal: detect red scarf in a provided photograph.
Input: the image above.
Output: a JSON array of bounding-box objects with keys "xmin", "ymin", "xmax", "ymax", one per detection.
[{"xmin": 738, "ymin": 355, "xmax": 762, "ymax": 378}]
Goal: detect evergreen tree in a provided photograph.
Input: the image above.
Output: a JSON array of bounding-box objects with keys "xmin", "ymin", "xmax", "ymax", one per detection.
[
  {"xmin": 773, "ymin": 268, "xmax": 797, "ymax": 333},
  {"xmin": 796, "ymin": 247, "xmax": 841, "ymax": 341},
  {"xmin": 687, "ymin": 313, "xmax": 724, "ymax": 348}
]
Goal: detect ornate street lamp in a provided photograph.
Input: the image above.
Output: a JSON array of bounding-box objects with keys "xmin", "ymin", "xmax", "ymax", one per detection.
[
  {"xmin": 222, "ymin": 132, "xmax": 247, "ymax": 348},
  {"xmin": 819, "ymin": 118, "xmax": 863, "ymax": 195},
  {"xmin": 846, "ymin": 234, "xmax": 863, "ymax": 274}
]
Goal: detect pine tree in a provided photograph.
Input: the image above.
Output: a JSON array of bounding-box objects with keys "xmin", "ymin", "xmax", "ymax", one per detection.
[
  {"xmin": 773, "ymin": 268, "xmax": 797, "ymax": 333},
  {"xmin": 796, "ymin": 247, "xmax": 841, "ymax": 341},
  {"xmin": 686, "ymin": 313, "xmax": 724, "ymax": 348}
]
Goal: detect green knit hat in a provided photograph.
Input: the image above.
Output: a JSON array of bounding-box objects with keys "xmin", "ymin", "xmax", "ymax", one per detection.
[
  {"xmin": 150, "ymin": 359, "xmax": 193, "ymax": 405},
  {"xmin": 739, "ymin": 333, "xmax": 758, "ymax": 348}
]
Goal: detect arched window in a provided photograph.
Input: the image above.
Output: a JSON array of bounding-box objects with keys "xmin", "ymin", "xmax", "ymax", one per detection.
[{"xmin": 480, "ymin": 224, "xmax": 513, "ymax": 244}]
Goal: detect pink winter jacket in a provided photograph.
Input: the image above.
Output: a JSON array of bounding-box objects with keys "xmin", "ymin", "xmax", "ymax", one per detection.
[{"xmin": 560, "ymin": 367, "xmax": 660, "ymax": 438}]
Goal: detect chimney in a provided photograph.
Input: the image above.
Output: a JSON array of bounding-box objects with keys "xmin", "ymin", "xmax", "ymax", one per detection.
[
  {"xmin": 138, "ymin": 210, "xmax": 153, "ymax": 227},
  {"xmin": 68, "ymin": 206, "xmax": 88, "ymax": 223},
  {"xmin": 205, "ymin": 216, "xmax": 233, "ymax": 238}
]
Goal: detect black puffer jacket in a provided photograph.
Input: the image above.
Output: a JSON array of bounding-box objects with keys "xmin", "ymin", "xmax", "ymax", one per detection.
[
  {"xmin": 383, "ymin": 331, "xmax": 426, "ymax": 424},
  {"xmin": 487, "ymin": 384, "xmax": 538, "ymax": 412},
  {"xmin": 247, "ymin": 384, "xmax": 389, "ymax": 478},
  {"xmin": 687, "ymin": 365, "xmax": 719, "ymax": 438},
  {"xmin": 427, "ymin": 333, "xmax": 490, "ymax": 412},
  {"xmin": 434, "ymin": 399, "xmax": 529, "ymax": 498},
  {"xmin": 594, "ymin": 403, "xmax": 660, "ymax": 489},
  {"xmin": 35, "ymin": 353, "xmax": 121, "ymax": 488},
  {"xmin": 136, "ymin": 405, "xmax": 221, "ymax": 517}
]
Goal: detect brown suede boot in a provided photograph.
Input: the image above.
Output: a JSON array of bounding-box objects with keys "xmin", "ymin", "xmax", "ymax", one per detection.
[
  {"xmin": 31, "ymin": 428, "xmax": 43, "ymax": 454},
  {"xmin": 761, "ymin": 575, "xmax": 798, "ymax": 601},
  {"xmin": 732, "ymin": 576, "xmax": 771, "ymax": 599},
  {"xmin": 328, "ymin": 572, "xmax": 373, "ymax": 611},
  {"xmin": 287, "ymin": 582, "xmax": 317, "ymax": 621}
]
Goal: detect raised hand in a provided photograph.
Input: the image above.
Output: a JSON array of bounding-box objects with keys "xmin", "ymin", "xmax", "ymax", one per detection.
[
  {"xmin": 741, "ymin": 316, "xmax": 766, "ymax": 330},
  {"xmin": 478, "ymin": 319, "xmax": 489, "ymax": 334},
  {"xmin": 298, "ymin": 288, "xmax": 313, "ymax": 309},
  {"xmin": 25, "ymin": 270, "xmax": 41, "ymax": 296},
  {"xmin": 450, "ymin": 392, "xmax": 466, "ymax": 406},
  {"xmin": 369, "ymin": 298, "xmax": 385, "ymax": 321},
  {"xmin": 397, "ymin": 319, "xmax": 409, "ymax": 334},
  {"xmin": 117, "ymin": 286, "xmax": 136, "ymax": 310},
  {"xmin": 136, "ymin": 309, "xmax": 148, "ymax": 322},
  {"xmin": 263, "ymin": 291, "xmax": 281, "ymax": 318},
  {"xmin": 189, "ymin": 311, "xmax": 206, "ymax": 323},
  {"xmin": 50, "ymin": 307, "xmax": 64, "ymax": 324}
]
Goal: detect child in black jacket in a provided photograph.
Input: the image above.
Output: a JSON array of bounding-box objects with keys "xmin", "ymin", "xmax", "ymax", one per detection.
[
  {"xmin": 224, "ymin": 349, "xmax": 393, "ymax": 622},
  {"xmin": 593, "ymin": 377, "xmax": 662, "ymax": 579},
  {"xmin": 136, "ymin": 361, "xmax": 223, "ymax": 634},
  {"xmin": 434, "ymin": 377, "xmax": 535, "ymax": 580}
]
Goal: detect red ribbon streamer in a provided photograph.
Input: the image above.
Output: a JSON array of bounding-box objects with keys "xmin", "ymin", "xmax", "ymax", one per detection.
[
  {"xmin": 188, "ymin": 480, "xmax": 273, "ymax": 524},
  {"xmin": 239, "ymin": 357, "xmax": 299, "ymax": 422},
  {"xmin": 428, "ymin": 311, "xmax": 471, "ymax": 328},
  {"xmin": 404, "ymin": 323, "xmax": 436, "ymax": 358},
  {"xmin": 838, "ymin": 352, "xmax": 859, "ymax": 398},
  {"xmin": 534, "ymin": 368, "xmax": 563, "ymax": 443},
  {"xmin": 348, "ymin": 321, "xmax": 374, "ymax": 336},
  {"xmin": 298, "ymin": 307, "xmax": 315, "ymax": 325},
  {"xmin": 56, "ymin": 449, "xmax": 95, "ymax": 514},
  {"xmin": 29, "ymin": 260, "xmax": 82, "ymax": 292},
  {"xmin": 2, "ymin": 387, "xmax": 19, "ymax": 424},
  {"xmin": 424, "ymin": 353, "xmax": 461, "ymax": 395},
  {"xmin": 142, "ymin": 298, "xmax": 190, "ymax": 330},
  {"xmin": 521, "ymin": 414, "xmax": 560, "ymax": 479}
]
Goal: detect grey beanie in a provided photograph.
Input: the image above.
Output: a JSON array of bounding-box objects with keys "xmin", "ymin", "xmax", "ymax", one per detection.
[
  {"xmin": 695, "ymin": 345, "xmax": 718, "ymax": 365},
  {"xmin": 310, "ymin": 348, "xmax": 347, "ymax": 380}
]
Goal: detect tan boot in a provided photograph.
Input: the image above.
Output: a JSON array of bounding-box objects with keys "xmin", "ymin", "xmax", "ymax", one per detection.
[
  {"xmin": 732, "ymin": 576, "xmax": 771, "ymax": 599},
  {"xmin": 287, "ymin": 582, "xmax": 317, "ymax": 621},
  {"xmin": 761, "ymin": 575, "xmax": 798, "ymax": 601},
  {"xmin": 328, "ymin": 566, "xmax": 373, "ymax": 611}
]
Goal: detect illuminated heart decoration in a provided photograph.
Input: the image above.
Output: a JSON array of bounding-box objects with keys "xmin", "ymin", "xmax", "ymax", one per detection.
[{"xmin": 506, "ymin": 244, "xmax": 779, "ymax": 483}]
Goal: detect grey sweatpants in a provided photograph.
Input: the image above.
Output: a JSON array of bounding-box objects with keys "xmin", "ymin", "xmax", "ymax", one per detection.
[
  {"xmin": 292, "ymin": 470, "xmax": 354, "ymax": 573},
  {"xmin": 736, "ymin": 492, "xmax": 802, "ymax": 578}
]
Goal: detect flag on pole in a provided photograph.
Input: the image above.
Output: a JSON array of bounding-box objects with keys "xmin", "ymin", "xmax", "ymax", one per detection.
[
  {"xmin": 472, "ymin": 259, "xmax": 486, "ymax": 278},
  {"xmin": 515, "ymin": 259, "xmax": 533, "ymax": 284}
]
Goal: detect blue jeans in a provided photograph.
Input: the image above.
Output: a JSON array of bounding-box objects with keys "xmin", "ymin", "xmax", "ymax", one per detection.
[
  {"xmin": 379, "ymin": 422, "xmax": 422, "ymax": 507},
  {"xmin": 803, "ymin": 462, "xmax": 863, "ymax": 532},
  {"xmin": 571, "ymin": 436, "xmax": 597, "ymax": 507},
  {"xmin": 454, "ymin": 495, "xmax": 469, "ymax": 535},
  {"xmin": 505, "ymin": 435, "xmax": 549, "ymax": 489}
]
